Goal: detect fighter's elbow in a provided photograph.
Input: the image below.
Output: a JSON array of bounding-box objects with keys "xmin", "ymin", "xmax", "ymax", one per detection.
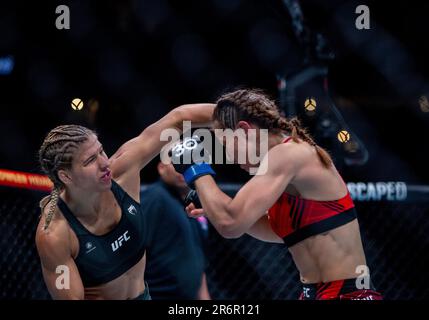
[
  {"xmin": 164, "ymin": 107, "xmax": 182, "ymax": 130},
  {"xmin": 217, "ymin": 220, "xmax": 245, "ymax": 239}
]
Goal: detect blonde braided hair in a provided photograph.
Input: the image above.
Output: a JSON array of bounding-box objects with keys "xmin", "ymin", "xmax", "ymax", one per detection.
[{"xmin": 38, "ymin": 125, "xmax": 95, "ymax": 230}]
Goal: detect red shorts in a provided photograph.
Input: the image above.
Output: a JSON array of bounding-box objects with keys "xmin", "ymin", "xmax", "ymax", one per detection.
[{"xmin": 299, "ymin": 278, "xmax": 383, "ymax": 300}]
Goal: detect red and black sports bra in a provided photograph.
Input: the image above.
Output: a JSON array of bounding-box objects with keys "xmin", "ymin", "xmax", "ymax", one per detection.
[{"xmin": 267, "ymin": 137, "xmax": 357, "ymax": 247}]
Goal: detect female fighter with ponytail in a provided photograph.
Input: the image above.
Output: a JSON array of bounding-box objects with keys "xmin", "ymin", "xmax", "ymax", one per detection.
[{"xmin": 172, "ymin": 89, "xmax": 382, "ymax": 300}]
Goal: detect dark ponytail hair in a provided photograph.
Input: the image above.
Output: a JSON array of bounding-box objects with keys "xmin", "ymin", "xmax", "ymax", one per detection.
[{"xmin": 214, "ymin": 89, "xmax": 333, "ymax": 168}]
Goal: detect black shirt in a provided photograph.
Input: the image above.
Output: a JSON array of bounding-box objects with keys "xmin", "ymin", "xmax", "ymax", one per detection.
[{"xmin": 141, "ymin": 181, "xmax": 208, "ymax": 300}]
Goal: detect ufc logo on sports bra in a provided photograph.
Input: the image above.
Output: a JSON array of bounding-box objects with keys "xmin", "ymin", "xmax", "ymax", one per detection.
[
  {"xmin": 303, "ymin": 287, "xmax": 310, "ymax": 298},
  {"xmin": 111, "ymin": 231, "xmax": 130, "ymax": 252}
]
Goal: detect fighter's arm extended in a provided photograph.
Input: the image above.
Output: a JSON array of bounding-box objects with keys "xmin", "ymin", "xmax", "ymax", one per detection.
[{"xmin": 110, "ymin": 103, "xmax": 215, "ymax": 178}]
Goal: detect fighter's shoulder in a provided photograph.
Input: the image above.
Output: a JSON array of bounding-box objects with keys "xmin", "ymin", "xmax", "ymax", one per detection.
[
  {"xmin": 267, "ymin": 140, "xmax": 308, "ymax": 167},
  {"xmin": 36, "ymin": 203, "xmax": 72, "ymax": 259}
]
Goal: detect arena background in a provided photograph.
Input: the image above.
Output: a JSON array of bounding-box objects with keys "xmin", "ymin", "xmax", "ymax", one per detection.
[{"xmin": 0, "ymin": 0, "xmax": 428, "ymax": 300}]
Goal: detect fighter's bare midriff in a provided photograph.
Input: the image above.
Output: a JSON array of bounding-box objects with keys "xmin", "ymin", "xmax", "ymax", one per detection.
[
  {"xmin": 288, "ymin": 219, "xmax": 367, "ymax": 284},
  {"xmin": 83, "ymin": 255, "xmax": 146, "ymax": 300}
]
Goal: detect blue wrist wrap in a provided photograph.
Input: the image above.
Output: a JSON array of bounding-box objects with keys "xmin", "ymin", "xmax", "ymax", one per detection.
[{"xmin": 183, "ymin": 163, "xmax": 216, "ymax": 185}]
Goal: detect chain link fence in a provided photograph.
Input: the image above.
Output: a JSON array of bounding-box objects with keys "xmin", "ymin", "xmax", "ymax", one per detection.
[
  {"xmin": 1, "ymin": 188, "xmax": 428, "ymax": 300},
  {"xmin": 205, "ymin": 201, "xmax": 429, "ymax": 300},
  {"xmin": 0, "ymin": 190, "xmax": 50, "ymax": 299}
]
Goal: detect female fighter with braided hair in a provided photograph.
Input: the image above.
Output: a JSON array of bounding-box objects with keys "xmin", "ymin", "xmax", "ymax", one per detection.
[
  {"xmin": 35, "ymin": 103, "xmax": 214, "ymax": 300},
  {"xmin": 172, "ymin": 89, "xmax": 382, "ymax": 300}
]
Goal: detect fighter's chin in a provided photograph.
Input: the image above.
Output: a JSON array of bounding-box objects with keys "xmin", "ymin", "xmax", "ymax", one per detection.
[{"xmin": 98, "ymin": 180, "xmax": 112, "ymax": 190}]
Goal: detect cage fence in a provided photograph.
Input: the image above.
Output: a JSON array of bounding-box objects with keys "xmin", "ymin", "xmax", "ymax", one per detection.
[{"xmin": 1, "ymin": 183, "xmax": 428, "ymax": 299}]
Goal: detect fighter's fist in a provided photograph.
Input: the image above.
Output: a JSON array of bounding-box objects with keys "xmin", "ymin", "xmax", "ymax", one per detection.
[{"xmin": 169, "ymin": 135, "xmax": 215, "ymax": 187}]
